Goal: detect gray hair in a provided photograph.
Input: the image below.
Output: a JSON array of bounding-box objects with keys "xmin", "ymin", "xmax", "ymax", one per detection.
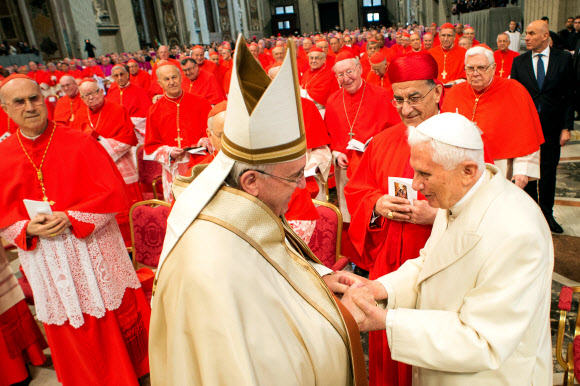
[
  {"xmin": 497, "ymin": 32, "xmax": 510, "ymax": 42},
  {"xmin": 465, "ymin": 46, "xmax": 494, "ymax": 65},
  {"xmin": 226, "ymin": 161, "xmax": 274, "ymax": 188},
  {"xmin": 332, "ymin": 57, "xmax": 361, "ymax": 73},
  {"xmin": 407, "ymin": 126, "xmax": 485, "ymax": 171}
]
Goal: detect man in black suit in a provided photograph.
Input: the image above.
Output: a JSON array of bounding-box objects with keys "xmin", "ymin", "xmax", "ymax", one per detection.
[{"xmin": 511, "ymin": 20, "xmax": 574, "ymax": 233}]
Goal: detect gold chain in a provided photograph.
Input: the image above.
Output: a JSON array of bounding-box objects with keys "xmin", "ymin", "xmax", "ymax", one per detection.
[
  {"xmin": 16, "ymin": 122, "xmax": 57, "ymax": 204},
  {"xmin": 164, "ymin": 92, "xmax": 185, "ymax": 148},
  {"xmin": 342, "ymin": 81, "xmax": 367, "ymax": 140},
  {"xmin": 87, "ymin": 106, "xmax": 102, "ymax": 131},
  {"xmin": 301, "ymin": 64, "xmax": 326, "ymax": 90},
  {"xmin": 470, "ymin": 76, "xmax": 494, "ymax": 122}
]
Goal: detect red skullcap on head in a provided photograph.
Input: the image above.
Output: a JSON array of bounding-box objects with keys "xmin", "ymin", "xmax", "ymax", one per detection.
[
  {"xmin": 368, "ymin": 38, "xmax": 378, "ymax": 43},
  {"xmin": 80, "ymin": 78, "xmax": 98, "ymax": 85},
  {"xmin": 127, "ymin": 59, "xmax": 138, "ymax": 64},
  {"xmin": 440, "ymin": 23, "xmax": 455, "ymax": 29},
  {"xmin": 209, "ymin": 52, "xmax": 219, "ymax": 57},
  {"xmin": 335, "ymin": 51, "xmax": 356, "ymax": 63},
  {"xmin": 309, "ymin": 47, "xmax": 324, "ymax": 53},
  {"xmin": 402, "ymin": 31, "xmax": 410, "ymax": 38},
  {"xmin": 192, "ymin": 45, "xmax": 204, "ymax": 51},
  {"xmin": 388, "ymin": 51, "xmax": 438, "ymax": 84},
  {"xmin": 112, "ymin": 64, "xmax": 125, "ymax": 71},
  {"xmin": 208, "ymin": 101, "xmax": 227, "ymax": 119},
  {"xmin": 431, "ymin": 23, "xmax": 437, "ymax": 26},
  {"xmin": 423, "ymin": 32, "xmax": 433, "ymax": 37},
  {"xmin": 369, "ymin": 52, "xmax": 386, "ymax": 64},
  {"xmin": 475, "ymin": 44, "xmax": 493, "ymax": 51},
  {"xmin": 0, "ymin": 74, "xmax": 34, "ymax": 89},
  {"xmin": 249, "ymin": 43, "xmax": 259, "ymax": 47}
]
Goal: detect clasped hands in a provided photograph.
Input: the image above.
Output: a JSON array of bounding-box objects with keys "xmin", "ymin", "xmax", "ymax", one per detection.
[
  {"xmin": 323, "ymin": 271, "xmax": 388, "ymax": 332},
  {"xmin": 26, "ymin": 212, "xmax": 71, "ymax": 238},
  {"xmin": 374, "ymin": 194, "xmax": 437, "ymax": 225}
]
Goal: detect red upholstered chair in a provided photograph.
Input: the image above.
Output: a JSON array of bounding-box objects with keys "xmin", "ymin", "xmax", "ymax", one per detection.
[
  {"xmin": 308, "ymin": 199, "xmax": 350, "ymax": 271},
  {"xmin": 556, "ymin": 286, "xmax": 580, "ymax": 385},
  {"xmin": 129, "ymin": 200, "xmax": 171, "ymax": 302},
  {"xmin": 136, "ymin": 145, "xmax": 164, "ymax": 200}
]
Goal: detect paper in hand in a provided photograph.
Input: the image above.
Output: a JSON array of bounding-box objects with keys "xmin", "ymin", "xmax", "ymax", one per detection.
[
  {"xmin": 23, "ymin": 199, "xmax": 53, "ymax": 219},
  {"xmin": 388, "ymin": 177, "xmax": 417, "ymax": 205},
  {"xmin": 185, "ymin": 146, "xmax": 207, "ymax": 155}
]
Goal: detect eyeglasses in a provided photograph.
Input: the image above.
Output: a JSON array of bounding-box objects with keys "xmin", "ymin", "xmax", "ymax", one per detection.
[
  {"xmin": 465, "ymin": 63, "xmax": 493, "ymax": 75},
  {"xmin": 336, "ymin": 69, "xmax": 355, "ymax": 79},
  {"xmin": 309, "ymin": 55, "xmax": 325, "ymax": 61},
  {"xmin": 3, "ymin": 94, "xmax": 44, "ymax": 109},
  {"xmin": 81, "ymin": 89, "xmax": 101, "ymax": 99},
  {"xmin": 242, "ymin": 169, "xmax": 305, "ymax": 185},
  {"xmin": 182, "ymin": 66, "xmax": 197, "ymax": 73},
  {"xmin": 391, "ymin": 85, "xmax": 436, "ymax": 108}
]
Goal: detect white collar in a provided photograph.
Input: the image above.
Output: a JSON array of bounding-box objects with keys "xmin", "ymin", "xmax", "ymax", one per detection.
[
  {"xmin": 450, "ymin": 169, "xmax": 486, "ymax": 210},
  {"xmin": 533, "ymin": 45, "xmax": 550, "ymax": 58}
]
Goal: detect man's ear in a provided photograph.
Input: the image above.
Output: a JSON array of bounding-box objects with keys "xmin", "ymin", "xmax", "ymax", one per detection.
[
  {"xmin": 239, "ymin": 171, "xmax": 260, "ymax": 197},
  {"xmin": 461, "ymin": 161, "xmax": 480, "ymax": 186}
]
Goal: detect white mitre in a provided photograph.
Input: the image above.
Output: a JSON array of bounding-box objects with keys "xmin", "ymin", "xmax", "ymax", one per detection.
[
  {"xmin": 154, "ymin": 35, "xmax": 306, "ymax": 287},
  {"xmin": 416, "ymin": 112, "xmax": 484, "ymax": 150}
]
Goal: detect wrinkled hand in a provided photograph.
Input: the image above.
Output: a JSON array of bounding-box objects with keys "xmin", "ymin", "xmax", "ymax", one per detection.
[
  {"xmin": 197, "ymin": 137, "xmax": 214, "ymax": 153},
  {"xmin": 323, "ymin": 271, "xmax": 368, "ymax": 295},
  {"xmin": 560, "ymin": 130, "xmax": 571, "ymax": 146},
  {"xmin": 408, "ymin": 200, "xmax": 438, "ymax": 225},
  {"xmin": 170, "ymin": 148, "xmax": 185, "ymax": 160},
  {"xmin": 374, "ymin": 195, "xmax": 411, "ymax": 221},
  {"xmin": 336, "ymin": 153, "xmax": 349, "ymax": 169},
  {"xmin": 341, "ymin": 283, "xmax": 373, "ymax": 325},
  {"xmin": 511, "ymin": 174, "xmax": 529, "ymax": 189},
  {"xmin": 352, "ymin": 290, "xmax": 388, "ymax": 332},
  {"xmin": 26, "ymin": 212, "xmax": 71, "ymax": 238}
]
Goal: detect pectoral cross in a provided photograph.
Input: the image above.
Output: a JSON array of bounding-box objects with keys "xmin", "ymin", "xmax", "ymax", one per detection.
[
  {"xmin": 175, "ymin": 131, "xmax": 183, "ymax": 148},
  {"xmin": 348, "ymin": 130, "xmax": 355, "ymax": 140},
  {"xmin": 441, "ymin": 70, "xmax": 447, "ymax": 80},
  {"xmin": 499, "ymin": 60, "xmax": 505, "ymax": 77}
]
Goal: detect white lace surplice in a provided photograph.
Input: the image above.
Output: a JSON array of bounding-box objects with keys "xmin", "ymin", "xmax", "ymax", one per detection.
[
  {"xmin": 150, "ymin": 145, "xmax": 190, "ymax": 202},
  {"xmin": 0, "ymin": 213, "xmax": 140, "ymax": 328},
  {"xmin": 99, "ymin": 138, "xmax": 138, "ymax": 185}
]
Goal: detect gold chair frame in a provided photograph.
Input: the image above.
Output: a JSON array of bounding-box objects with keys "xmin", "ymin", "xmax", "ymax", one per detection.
[
  {"xmin": 128, "ymin": 199, "xmax": 171, "ymax": 270},
  {"xmin": 556, "ymin": 286, "xmax": 580, "ymax": 386}
]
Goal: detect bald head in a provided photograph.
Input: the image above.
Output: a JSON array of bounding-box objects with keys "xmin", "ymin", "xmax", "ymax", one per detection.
[
  {"xmin": 79, "ymin": 81, "xmax": 104, "ymax": 111},
  {"xmin": 525, "ymin": 20, "xmax": 550, "ymax": 53},
  {"xmin": 192, "ymin": 47, "xmax": 205, "ymax": 65},
  {"xmin": 59, "ymin": 75, "xmax": 79, "ymax": 98},
  {"xmin": 156, "ymin": 64, "xmax": 182, "ymax": 97},
  {"xmin": 1, "ymin": 78, "xmax": 48, "ymax": 136}
]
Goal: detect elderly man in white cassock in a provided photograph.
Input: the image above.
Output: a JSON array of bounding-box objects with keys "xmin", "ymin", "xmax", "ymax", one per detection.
[
  {"xmin": 341, "ymin": 113, "xmax": 554, "ymax": 385},
  {"xmin": 149, "ymin": 36, "xmax": 368, "ymax": 385}
]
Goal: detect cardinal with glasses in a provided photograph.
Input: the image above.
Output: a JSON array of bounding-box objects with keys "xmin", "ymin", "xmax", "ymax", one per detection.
[
  {"xmin": 0, "ymin": 74, "xmax": 150, "ymax": 386},
  {"xmin": 325, "ymin": 51, "xmax": 400, "ymax": 223},
  {"xmin": 441, "ymin": 45, "xmax": 544, "ymax": 189},
  {"xmin": 344, "ymin": 51, "xmax": 494, "ymax": 386}
]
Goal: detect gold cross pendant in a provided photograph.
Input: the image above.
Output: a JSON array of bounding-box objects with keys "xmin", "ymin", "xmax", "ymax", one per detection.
[
  {"xmin": 348, "ymin": 131, "xmax": 355, "ymax": 139},
  {"xmin": 175, "ymin": 135, "xmax": 183, "ymax": 148},
  {"xmin": 441, "ymin": 70, "xmax": 447, "ymax": 80}
]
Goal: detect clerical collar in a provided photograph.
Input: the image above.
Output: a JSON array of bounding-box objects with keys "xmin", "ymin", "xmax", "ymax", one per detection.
[
  {"xmin": 120, "ymin": 81, "xmax": 131, "ymax": 89},
  {"xmin": 20, "ymin": 121, "xmax": 52, "ymax": 141},
  {"xmin": 441, "ymin": 45, "xmax": 455, "ymax": 53},
  {"xmin": 165, "ymin": 91, "xmax": 183, "ymax": 101},
  {"xmin": 90, "ymin": 100, "xmax": 106, "ymax": 114},
  {"xmin": 449, "ymin": 169, "xmax": 487, "ymax": 215}
]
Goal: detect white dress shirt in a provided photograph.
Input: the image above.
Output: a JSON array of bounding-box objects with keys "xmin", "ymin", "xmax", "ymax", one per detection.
[{"xmin": 532, "ymin": 45, "xmax": 550, "ymax": 79}]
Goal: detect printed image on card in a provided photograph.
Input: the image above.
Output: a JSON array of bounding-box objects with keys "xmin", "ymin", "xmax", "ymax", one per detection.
[{"xmin": 388, "ymin": 177, "xmax": 417, "ymax": 205}]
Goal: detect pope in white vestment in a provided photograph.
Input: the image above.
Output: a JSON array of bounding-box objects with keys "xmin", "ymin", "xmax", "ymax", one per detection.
[{"xmin": 149, "ymin": 36, "xmax": 367, "ymax": 386}]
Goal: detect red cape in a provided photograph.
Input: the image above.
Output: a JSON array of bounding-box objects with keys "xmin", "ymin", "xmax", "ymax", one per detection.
[
  {"xmin": 71, "ymin": 100, "xmax": 137, "ymax": 146},
  {"xmin": 0, "ymin": 122, "xmax": 130, "ymax": 246},
  {"xmin": 325, "ymin": 82, "xmax": 401, "ymax": 177},
  {"xmin": 0, "ymin": 107, "xmax": 18, "ymax": 136},
  {"xmin": 198, "ymin": 59, "xmax": 223, "ymax": 89},
  {"xmin": 493, "ymin": 49, "xmax": 519, "ymax": 78},
  {"xmin": 81, "ymin": 66, "xmax": 105, "ymax": 78},
  {"xmin": 299, "ymin": 65, "xmax": 339, "ymax": 106},
  {"xmin": 441, "ymin": 76, "xmax": 544, "ymax": 159},
  {"xmin": 286, "ymin": 187, "xmax": 319, "ymax": 222},
  {"xmin": 428, "ymin": 45, "xmax": 467, "ymax": 82},
  {"xmin": 144, "ymin": 92, "xmax": 212, "ymax": 154},
  {"xmin": 53, "ymin": 93, "xmax": 85, "ymax": 125},
  {"xmin": 130, "ymin": 69, "xmax": 152, "ymax": 91},
  {"xmin": 301, "ymin": 97, "xmax": 330, "ymax": 149},
  {"xmin": 366, "ymin": 71, "xmax": 392, "ymax": 93},
  {"xmin": 106, "ymin": 83, "xmax": 152, "ymax": 118},
  {"xmin": 27, "ymin": 70, "xmax": 49, "ymax": 85},
  {"xmin": 182, "ymin": 69, "xmax": 226, "ymax": 105}
]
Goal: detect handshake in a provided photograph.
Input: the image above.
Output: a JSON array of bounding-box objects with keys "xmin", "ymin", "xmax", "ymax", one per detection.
[{"xmin": 324, "ymin": 271, "xmax": 389, "ymax": 332}]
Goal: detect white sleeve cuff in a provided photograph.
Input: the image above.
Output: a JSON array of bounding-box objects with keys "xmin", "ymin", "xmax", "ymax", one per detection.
[
  {"xmin": 311, "ymin": 262, "xmax": 334, "ymax": 277},
  {"xmin": 386, "ymin": 309, "xmax": 396, "ymax": 350},
  {"xmin": 375, "ymin": 277, "xmax": 396, "ymax": 309}
]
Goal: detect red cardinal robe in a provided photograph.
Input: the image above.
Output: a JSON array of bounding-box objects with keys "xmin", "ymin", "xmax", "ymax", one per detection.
[
  {"xmin": 258, "ymin": 53, "xmax": 275, "ymax": 70},
  {"xmin": 145, "ymin": 92, "xmax": 212, "ymax": 154},
  {"xmin": 360, "ymin": 56, "xmax": 372, "ymax": 80},
  {"xmin": 181, "ymin": 69, "xmax": 226, "ymax": 105},
  {"xmin": 0, "ymin": 107, "xmax": 18, "ymax": 139},
  {"xmin": 325, "ymin": 81, "xmax": 401, "ymax": 178},
  {"xmin": 494, "ymin": 49, "xmax": 519, "ymax": 78},
  {"xmin": 302, "ymin": 97, "xmax": 331, "ymax": 197},
  {"xmin": 366, "ymin": 71, "xmax": 392, "ymax": 93},
  {"xmin": 441, "ymin": 76, "xmax": 544, "ymax": 160},
  {"xmin": 428, "ymin": 45, "xmax": 467, "ymax": 83},
  {"xmin": 81, "ymin": 66, "xmax": 105, "ymax": 78},
  {"xmin": 0, "ymin": 122, "xmax": 150, "ymax": 386},
  {"xmin": 27, "ymin": 70, "xmax": 49, "ymax": 85},
  {"xmin": 130, "ymin": 69, "xmax": 152, "ymax": 91},
  {"xmin": 300, "ymin": 64, "xmax": 339, "ymax": 108},
  {"xmin": 198, "ymin": 59, "xmax": 223, "ymax": 89},
  {"xmin": 62, "ymin": 69, "xmax": 83, "ymax": 79},
  {"xmin": 53, "ymin": 93, "xmax": 84, "ymax": 126},
  {"xmin": 71, "ymin": 101, "xmax": 137, "ymax": 146},
  {"xmin": 106, "ymin": 83, "xmax": 152, "ymax": 119},
  {"xmin": 344, "ymin": 121, "xmax": 431, "ymax": 386}
]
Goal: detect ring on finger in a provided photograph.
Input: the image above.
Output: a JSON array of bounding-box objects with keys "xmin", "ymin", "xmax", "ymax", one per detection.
[
  {"xmin": 387, "ymin": 211, "xmax": 394, "ymax": 220},
  {"xmin": 50, "ymin": 233, "xmax": 57, "ymax": 237}
]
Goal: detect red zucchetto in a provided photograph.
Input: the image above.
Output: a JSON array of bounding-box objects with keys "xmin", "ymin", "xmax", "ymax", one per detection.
[{"xmin": 388, "ymin": 51, "xmax": 438, "ymax": 84}]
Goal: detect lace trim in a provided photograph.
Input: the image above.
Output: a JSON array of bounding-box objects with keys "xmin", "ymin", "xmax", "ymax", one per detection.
[
  {"xmin": 0, "ymin": 221, "xmax": 28, "ymax": 245},
  {"xmin": 101, "ymin": 139, "xmax": 138, "ymax": 184},
  {"xmin": 288, "ymin": 220, "xmax": 317, "ymax": 245},
  {"xmin": 6, "ymin": 214, "xmax": 140, "ymax": 328}
]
